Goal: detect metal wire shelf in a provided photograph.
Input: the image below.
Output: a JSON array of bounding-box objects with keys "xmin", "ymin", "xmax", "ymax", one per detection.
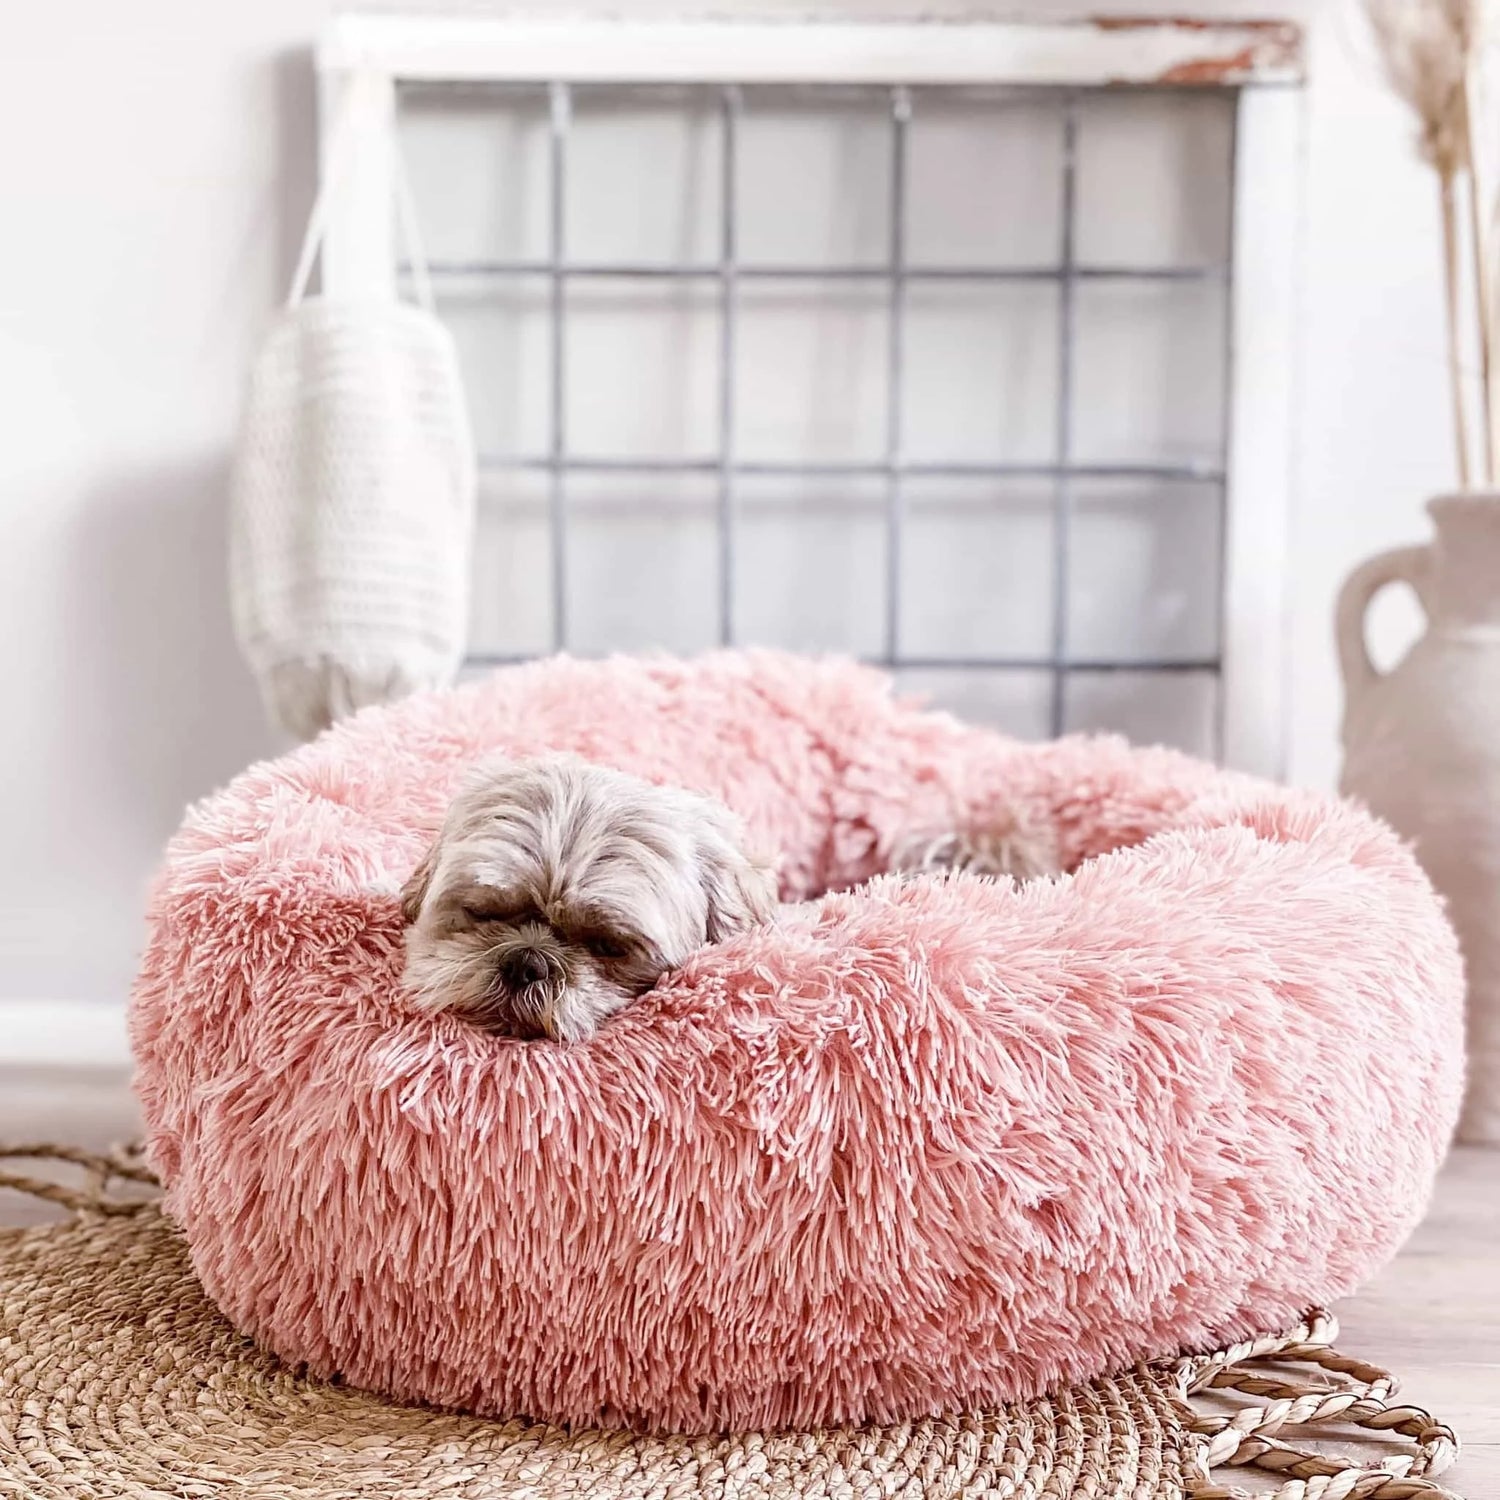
[
  {"xmin": 465, "ymin": 652, "xmax": 1220, "ymax": 673},
  {"xmin": 417, "ymin": 261, "xmax": 1225, "ymax": 284},
  {"xmin": 476, "ymin": 457, "xmax": 1225, "ymax": 481},
  {"xmin": 403, "ymin": 77, "xmax": 1234, "ymax": 743}
]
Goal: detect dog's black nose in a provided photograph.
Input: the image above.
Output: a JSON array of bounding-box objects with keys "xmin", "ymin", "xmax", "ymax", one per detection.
[{"xmin": 505, "ymin": 949, "xmax": 550, "ymax": 987}]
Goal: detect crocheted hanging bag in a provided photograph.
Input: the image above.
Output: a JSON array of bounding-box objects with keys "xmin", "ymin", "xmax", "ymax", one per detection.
[{"xmin": 229, "ymin": 108, "xmax": 475, "ymax": 739}]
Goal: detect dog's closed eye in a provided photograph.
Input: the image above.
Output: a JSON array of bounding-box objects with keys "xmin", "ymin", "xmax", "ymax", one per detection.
[
  {"xmin": 460, "ymin": 895, "xmax": 529, "ymax": 925},
  {"xmin": 582, "ymin": 934, "xmax": 631, "ymax": 960}
]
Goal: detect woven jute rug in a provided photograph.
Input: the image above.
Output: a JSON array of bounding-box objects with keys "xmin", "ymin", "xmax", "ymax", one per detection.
[{"xmin": 0, "ymin": 1147, "xmax": 1463, "ymax": 1500}]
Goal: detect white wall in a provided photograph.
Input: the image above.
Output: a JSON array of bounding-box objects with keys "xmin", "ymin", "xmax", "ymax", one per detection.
[
  {"xmin": 0, "ymin": 0, "xmax": 315, "ymax": 1019},
  {"xmin": 0, "ymin": 0, "xmax": 1454, "ymax": 1035}
]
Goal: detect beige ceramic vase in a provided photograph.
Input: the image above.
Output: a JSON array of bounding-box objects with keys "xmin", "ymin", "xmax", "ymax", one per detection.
[{"xmin": 1338, "ymin": 495, "xmax": 1500, "ymax": 1144}]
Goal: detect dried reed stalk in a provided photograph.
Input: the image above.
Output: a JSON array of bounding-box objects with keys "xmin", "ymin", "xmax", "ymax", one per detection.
[
  {"xmin": 1366, "ymin": 0, "xmax": 1491, "ymax": 488},
  {"xmin": 1441, "ymin": 171, "xmax": 1473, "ymax": 487},
  {"xmin": 1465, "ymin": 51, "xmax": 1500, "ymax": 482}
]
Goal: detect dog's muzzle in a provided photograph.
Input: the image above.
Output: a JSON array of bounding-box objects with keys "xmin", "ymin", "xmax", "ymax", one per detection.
[
  {"xmin": 502, "ymin": 947, "xmax": 552, "ymax": 989},
  {"xmin": 492, "ymin": 944, "xmax": 567, "ymax": 1039}
]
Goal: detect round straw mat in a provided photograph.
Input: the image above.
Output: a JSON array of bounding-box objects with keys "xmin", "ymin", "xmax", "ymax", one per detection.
[{"xmin": 0, "ymin": 1149, "xmax": 1463, "ymax": 1500}]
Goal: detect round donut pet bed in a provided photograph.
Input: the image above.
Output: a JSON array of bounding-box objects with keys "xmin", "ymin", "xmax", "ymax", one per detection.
[{"xmin": 130, "ymin": 650, "xmax": 1464, "ymax": 1435}]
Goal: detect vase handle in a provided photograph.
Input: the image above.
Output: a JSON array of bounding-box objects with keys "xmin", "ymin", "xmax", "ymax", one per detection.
[{"xmin": 1335, "ymin": 545, "xmax": 1431, "ymax": 693}]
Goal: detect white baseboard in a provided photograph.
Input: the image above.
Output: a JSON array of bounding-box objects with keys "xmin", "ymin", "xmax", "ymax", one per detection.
[{"xmin": 0, "ymin": 999, "xmax": 132, "ymax": 1069}]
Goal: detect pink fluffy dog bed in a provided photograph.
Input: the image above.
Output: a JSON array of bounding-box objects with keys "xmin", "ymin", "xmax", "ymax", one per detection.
[{"xmin": 130, "ymin": 651, "xmax": 1464, "ymax": 1434}]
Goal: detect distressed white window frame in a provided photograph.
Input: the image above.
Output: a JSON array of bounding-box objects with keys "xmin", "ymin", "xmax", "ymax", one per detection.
[{"xmin": 313, "ymin": 14, "xmax": 1305, "ymax": 778}]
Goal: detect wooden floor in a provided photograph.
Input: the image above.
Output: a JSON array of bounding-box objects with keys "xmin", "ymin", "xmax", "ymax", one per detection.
[{"xmin": 2, "ymin": 1067, "xmax": 1496, "ymax": 1496}]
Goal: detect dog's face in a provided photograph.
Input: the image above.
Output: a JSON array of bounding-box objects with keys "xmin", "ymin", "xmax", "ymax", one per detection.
[{"xmin": 400, "ymin": 757, "xmax": 777, "ymax": 1042}]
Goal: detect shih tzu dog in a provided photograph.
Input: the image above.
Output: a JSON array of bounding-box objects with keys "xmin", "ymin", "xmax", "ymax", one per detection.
[
  {"xmin": 400, "ymin": 756, "xmax": 779, "ymax": 1042},
  {"xmin": 402, "ymin": 752, "xmax": 1060, "ymax": 1043}
]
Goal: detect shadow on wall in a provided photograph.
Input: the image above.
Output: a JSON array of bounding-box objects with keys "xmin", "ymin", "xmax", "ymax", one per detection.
[
  {"xmin": 274, "ymin": 46, "xmax": 318, "ymax": 304},
  {"xmin": 58, "ymin": 48, "xmax": 315, "ymax": 853},
  {"xmin": 65, "ymin": 458, "xmax": 278, "ymax": 850}
]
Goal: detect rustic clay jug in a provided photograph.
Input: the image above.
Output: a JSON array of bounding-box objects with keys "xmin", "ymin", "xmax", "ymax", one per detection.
[{"xmin": 1338, "ymin": 494, "xmax": 1500, "ymax": 1144}]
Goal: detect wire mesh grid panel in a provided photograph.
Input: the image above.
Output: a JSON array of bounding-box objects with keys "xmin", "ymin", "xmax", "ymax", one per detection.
[{"xmin": 397, "ymin": 74, "xmax": 1237, "ymax": 755}]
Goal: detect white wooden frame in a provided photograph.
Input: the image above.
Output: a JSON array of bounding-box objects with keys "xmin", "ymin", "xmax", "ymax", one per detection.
[
  {"xmin": 314, "ymin": 14, "xmax": 1305, "ymax": 779},
  {"xmin": 317, "ymin": 15, "xmax": 1303, "ymax": 88},
  {"xmin": 1222, "ymin": 85, "xmax": 1303, "ymax": 777}
]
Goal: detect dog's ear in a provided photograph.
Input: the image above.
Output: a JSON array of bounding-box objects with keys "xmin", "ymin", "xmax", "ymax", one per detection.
[
  {"xmin": 698, "ymin": 825, "xmax": 779, "ymax": 944},
  {"xmin": 400, "ymin": 839, "xmax": 440, "ymax": 926}
]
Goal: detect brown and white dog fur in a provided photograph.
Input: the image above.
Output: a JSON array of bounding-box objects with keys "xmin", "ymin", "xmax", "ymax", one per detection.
[
  {"xmin": 400, "ymin": 756, "xmax": 778, "ymax": 1042},
  {"xmin": 401, "ymin": 754, "xmax": 1059, "ymax": 1042}
]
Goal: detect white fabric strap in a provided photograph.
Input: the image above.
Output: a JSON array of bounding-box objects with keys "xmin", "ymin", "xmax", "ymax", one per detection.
[{"xmin": 288, "ymin": 89, "xmax": 435, "ymax": 314}]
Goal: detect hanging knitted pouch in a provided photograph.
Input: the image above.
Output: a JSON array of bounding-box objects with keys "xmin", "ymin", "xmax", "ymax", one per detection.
[{"xmin": 229, "ymin": 115, "xmax": 476, "ymax": 740}]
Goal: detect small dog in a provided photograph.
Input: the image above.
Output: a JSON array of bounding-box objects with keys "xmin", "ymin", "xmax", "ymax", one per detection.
[{"xmin": 400, "ymin": 756, "xmax": 778, "ymax": 1042}]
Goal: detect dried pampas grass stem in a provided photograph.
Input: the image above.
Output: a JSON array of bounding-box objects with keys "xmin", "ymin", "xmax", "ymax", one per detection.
[
  {"xmin": 1440, "ymin": 172, "xmax": 1473, "ymax": 487},
  {"xmin": 1367, "ymin": 0, "xmax": 1494, "ymax": 488},
  {"xmin": 1466, "ymin": 50, "xmax": 1500, "ymax": 480}
]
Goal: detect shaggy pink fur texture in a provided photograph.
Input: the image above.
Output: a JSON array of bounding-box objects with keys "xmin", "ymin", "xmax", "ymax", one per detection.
[{"xmin": 130, "ymin": 652, "xmax": 1465, "ymax": 1434}]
